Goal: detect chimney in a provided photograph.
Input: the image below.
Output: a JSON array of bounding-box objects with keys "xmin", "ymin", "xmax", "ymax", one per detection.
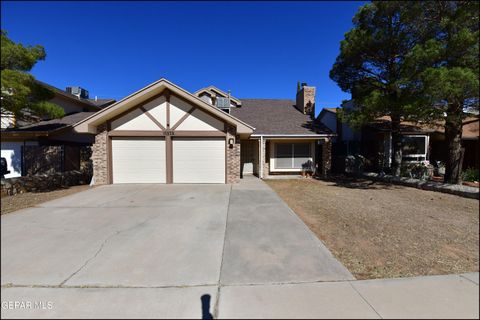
[{"xmin": 296, "ymin": 82, "xmax": 316, "ymax": 118}]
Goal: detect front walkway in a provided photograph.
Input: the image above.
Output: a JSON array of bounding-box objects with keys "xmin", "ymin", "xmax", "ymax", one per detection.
[{"xmin": 1, "ymin": 177, "xmax": 478, "ymax": 318}]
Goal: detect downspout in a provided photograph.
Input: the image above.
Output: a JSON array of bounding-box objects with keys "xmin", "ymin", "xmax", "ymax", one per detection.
[{"xmin": 260, "ymin": 135, "xmax": 264, "ymax": 179}]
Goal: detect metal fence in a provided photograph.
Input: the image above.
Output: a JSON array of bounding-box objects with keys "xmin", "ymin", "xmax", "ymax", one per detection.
[{"xmin": 22, "ymin": 145, "xmax": 92, "ymax": 176}]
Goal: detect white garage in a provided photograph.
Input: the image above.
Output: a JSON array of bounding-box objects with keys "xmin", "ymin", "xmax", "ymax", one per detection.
[
  {"xmin": 173, "ymin": 138, "xmax": 225, "ymax": 183},
  {"xmin": 111, "ymin": 137, "xmax": 225, "ymax": 184},
  {"xmin": 111, "ymin": 137, "xmax": 166, "ymax": 184}
]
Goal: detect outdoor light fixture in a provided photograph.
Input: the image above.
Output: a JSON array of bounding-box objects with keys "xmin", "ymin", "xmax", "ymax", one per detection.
[{"xmin": 228, "ymin": 137, "xmax": 235, "ymax": 146}]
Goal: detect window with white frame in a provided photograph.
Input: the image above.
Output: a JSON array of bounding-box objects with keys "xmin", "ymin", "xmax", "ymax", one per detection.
[
  {"xmin": 274, "ymin": 143, "xmax": 312, "ymax": 170},
  {"xmin": 401, "ymin": 135, "xmax": 429, "ymax": 162}
]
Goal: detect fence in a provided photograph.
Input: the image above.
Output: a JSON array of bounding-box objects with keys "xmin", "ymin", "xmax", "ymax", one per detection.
[{"xmin": 22, "ymin": 145, "xmax": 92, "ymax": 176}]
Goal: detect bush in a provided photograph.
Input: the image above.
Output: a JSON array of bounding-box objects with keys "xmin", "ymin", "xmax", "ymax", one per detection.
[
  {"xmin": 400, "ymin": 162, "xmax": 433, "ymax": 180},
  {"xmin": 462, "ymin": 168, "xmax": 479, "ymax": 182}
]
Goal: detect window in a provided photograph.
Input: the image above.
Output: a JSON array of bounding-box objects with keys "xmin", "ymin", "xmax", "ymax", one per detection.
[
  {"xmin": 274, "ymin": 143, "xmax": 312, "ymax": 169},
  {"xmin": 401, "ymin": 135, "xmax": 428, "ymax": 162}
]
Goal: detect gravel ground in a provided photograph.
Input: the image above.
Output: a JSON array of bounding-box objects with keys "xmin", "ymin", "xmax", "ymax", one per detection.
[
  {"xmin": 266, "ymin": 177, "xmax": 479, "ymax": 280},
  {"xmin": 1, "ymin": 185, "xmax": 91, "ymax": 215}
]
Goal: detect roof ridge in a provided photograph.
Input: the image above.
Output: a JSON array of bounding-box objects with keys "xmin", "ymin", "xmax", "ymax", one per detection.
[{"xmin": 239, "ymin": 98, "xmax": 294, "ymax": 101}]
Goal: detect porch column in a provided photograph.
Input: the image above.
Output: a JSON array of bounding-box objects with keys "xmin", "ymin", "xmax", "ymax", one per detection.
[
  {"xmin": 259, "ymin": 136, "xmax": 264, "ymax": 179},
  {"xmin": 321, "ymin": 138, "xmax": 332, "ymax": 176}
]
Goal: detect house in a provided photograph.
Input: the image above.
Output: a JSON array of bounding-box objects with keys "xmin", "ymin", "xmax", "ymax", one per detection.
[
  {"xmin": 1, "ymin": 81, "xmax": 115, "ymax": 178},
  {"xmin": 317, "ymin": 106, "xmax": 480, "ymax": 172},
  {"xmin": 73, "ymin": 78, "xmax": 334, "ymax": 184}
]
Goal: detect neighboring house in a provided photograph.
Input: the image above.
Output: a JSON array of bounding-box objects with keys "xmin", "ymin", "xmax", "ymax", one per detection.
[
  {"xmin": 73, "ymin": 78, "xmax": 334, "ymax": 185},
  {"xmin": 1, "ymin": 81, "xmax": 115, "ymax": 178},
  {"xmin": 317, "ymin": 106, "xmax": 480, "ymax": 172}
]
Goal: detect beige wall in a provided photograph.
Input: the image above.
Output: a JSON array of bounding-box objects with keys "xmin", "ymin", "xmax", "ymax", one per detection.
[
  {"xmin": 90, "ymin": 91, "xmax": 242, "ymax": 185},
  {"xmin": 240, "ymin": 140, "xmax": 258, "ymax": 175}
]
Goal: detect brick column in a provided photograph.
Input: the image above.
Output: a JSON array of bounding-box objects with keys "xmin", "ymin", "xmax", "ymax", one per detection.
[
  {"xmin": 261, "ymin": 138, "xmax": 270, "ymax": 178},
  {"xmin": 91, "ymin": 123, "xmax": 108, "ymax": 185},
  {"xmin": 321, "ymin": 138, "xmax": 332, "ymax": 176},
  {"xmin": 226, "ymin": 125, "xmax": 240, "ymax": 183}
]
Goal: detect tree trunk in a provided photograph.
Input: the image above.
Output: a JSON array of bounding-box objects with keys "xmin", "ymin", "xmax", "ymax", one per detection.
[
  {"xmin": 444, "ymin": 106, "xmax": 464, "ymax": 184},
  {"xmin": 390, "ymin": 116, "xmax": 403, "ymax": 177}
]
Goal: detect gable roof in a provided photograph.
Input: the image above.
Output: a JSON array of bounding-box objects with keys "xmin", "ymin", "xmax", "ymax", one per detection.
[
  {"xmin": 231, "ymin": 99, "xmax": 332, "ymax": 136},
  {"xmin": 316, "ymin": 107, "xmax": 338, "ymax": 122},
  {"xmin": 73, "ymin": 78, "xmax": 254, "ymax": 135},
  {"xmin": 194, "ymin": 86, "xmax": 242, "ymax": 105}
]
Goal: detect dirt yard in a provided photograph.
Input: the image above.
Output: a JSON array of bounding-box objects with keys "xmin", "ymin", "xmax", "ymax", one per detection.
[
  {"xmin": 266, "ymin": 177, "xmax": 479, "ymax": 280},
  {"xmin": 1, "ymin": 185, "xmax": 91, "ymax": 215}
]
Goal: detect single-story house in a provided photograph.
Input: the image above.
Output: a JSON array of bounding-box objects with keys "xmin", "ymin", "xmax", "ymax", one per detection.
[
  {"xmin": 73, "ymin": 78, "xmax": 334, "ymax": 184},
  {"xmin": 1, "ymin": 81, "xmax": 115, "ymax": 178},
  {"xmin": 317, "ymin": 107, "xmax": 479, "ymax": 172}
]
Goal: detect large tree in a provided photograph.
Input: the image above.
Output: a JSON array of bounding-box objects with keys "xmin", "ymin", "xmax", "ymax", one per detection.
[
  {"xmin": 1, "ymin": 30, "xmax": 64, "ymax": 125},
  {"xmin": 412, "ymin": 1, "xmax": 479, "ymax": 184},
  {"xmin": 330, "ymin": 1, "xmax": 431, "ymax": 176}
]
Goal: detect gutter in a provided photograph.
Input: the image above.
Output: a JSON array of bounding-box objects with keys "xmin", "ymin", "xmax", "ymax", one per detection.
[
  {"xmin": 1, "ymin": 125, "xmax": 73, "ymax": 139},
  {"xmin": 250, "ymin": 133, "xmax": 336, "ymax": 139}
]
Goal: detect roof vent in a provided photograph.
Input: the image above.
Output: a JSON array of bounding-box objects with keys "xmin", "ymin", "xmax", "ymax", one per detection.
[
  {"xmin": 66, "ymin": 86, "xmax": 89, "ymax": 99},
  {"xmin": 216, "ymin": 97, "xmax": 230, "ymax": 109}
]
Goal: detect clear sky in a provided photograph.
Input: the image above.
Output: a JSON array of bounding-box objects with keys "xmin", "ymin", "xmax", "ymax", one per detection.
[{"xmin": 1, "ymin": 1, "xmax": 366, "ymax": 116}]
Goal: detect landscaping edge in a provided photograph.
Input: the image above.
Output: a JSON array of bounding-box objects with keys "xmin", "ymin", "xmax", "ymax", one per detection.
[{"xmin": 359, "ymin": 172, "xmax": 479, "ymax": 199}]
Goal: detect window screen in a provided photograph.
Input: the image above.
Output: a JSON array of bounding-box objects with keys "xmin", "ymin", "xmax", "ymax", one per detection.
[
  {"xmin": 402, "ymin": 136, "xmax": 426, "ymax": 155},
  {"xmin": 275, "ymin": 143, "xmax": 311, "ymax": 169},
  {"xmin": 293, "ymin": 143, "xmax": 311, "ymax": 169},
  {"xmin": 276, "ymin": 143, "xmax": 293, "ymax": 169}
]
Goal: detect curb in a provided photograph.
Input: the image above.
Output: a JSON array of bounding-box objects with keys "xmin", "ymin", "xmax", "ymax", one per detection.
[{"xmin": 360, "ymin": 172, "xmax": 479, "ymax": 199}]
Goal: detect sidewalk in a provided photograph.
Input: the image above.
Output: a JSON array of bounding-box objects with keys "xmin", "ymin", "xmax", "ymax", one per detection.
[
  {"xmin": 218, "ymin": 273, "xmax": 479, "ymax": 319},
  {"xmin": 2, "ymin": 273, "xmax": 478, "ymax": 318}
]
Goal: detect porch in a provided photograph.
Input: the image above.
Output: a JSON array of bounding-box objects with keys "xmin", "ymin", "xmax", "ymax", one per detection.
[{"xmin": 240, "ymin": 136, "xmax": 333, "ymax": 179}]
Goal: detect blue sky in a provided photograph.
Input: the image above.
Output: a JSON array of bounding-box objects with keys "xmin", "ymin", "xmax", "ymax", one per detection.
[{"xmin": 1, "ymin": 1, "xmax": 365, "ymax": 115}]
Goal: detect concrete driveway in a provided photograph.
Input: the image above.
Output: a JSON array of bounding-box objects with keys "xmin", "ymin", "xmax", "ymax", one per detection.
[{"xmin": 1, "ymin": 176, "xmax": 353, "ymax": 318}]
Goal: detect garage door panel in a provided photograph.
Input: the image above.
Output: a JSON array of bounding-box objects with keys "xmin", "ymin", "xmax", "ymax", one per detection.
[
  {"xmin": 112, "ymin": 138, "xmax": 166, "ymax": 183},
  {"xmin": 173, "ymin": 138, "xmax": 225, "ymax": 184}
]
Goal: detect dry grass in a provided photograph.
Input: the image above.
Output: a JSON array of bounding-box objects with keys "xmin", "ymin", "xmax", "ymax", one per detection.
[
  {"xmin": 1, "ymin": 185, "xmax": 91, "ymax": 215},
  {"xmin": 266, "ymin": 177, "xmax": 479, "ymax": 280}
]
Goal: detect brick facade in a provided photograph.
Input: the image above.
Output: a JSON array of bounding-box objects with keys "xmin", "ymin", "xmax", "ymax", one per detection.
[
  {"xmin": 261, "ymin": 138, "xmax": 270, "ymax": 178},
  {"xmin": 321, "ymin": 139, "xmax": 332, "ymax": 176},
  {"xmin": 91, "ymin": 122, "xmax": 242, "ymax": 185},
  {"xmin": 91, "ymin": 123, "xmax": 108, "ymax": 185},
  {"xmin": 295, "ymin": 85, "xmax": 316, "ymax": 117},
  {"xmin": 226, "ymin": 124, "xmax": 241, "ymax": 183}
]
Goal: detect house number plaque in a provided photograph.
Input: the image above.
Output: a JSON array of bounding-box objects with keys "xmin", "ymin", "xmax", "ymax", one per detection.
[{"xmin": 164, "ymin": 129, "xmax": 175, "ymax": 136}]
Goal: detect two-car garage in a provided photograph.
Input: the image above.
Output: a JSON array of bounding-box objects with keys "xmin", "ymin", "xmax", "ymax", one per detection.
[
  {"xmin": 111, "ymin": 137, "xmax": 225, "ymax": 184},
  {"xmin": 74, "ymin": 79, "xmax": 253, "ymax": 185}
]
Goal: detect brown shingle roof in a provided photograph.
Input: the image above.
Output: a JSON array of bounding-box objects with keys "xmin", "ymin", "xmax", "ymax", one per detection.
[
  {"xmin": 87, "ymin": 98, "xmax": 116, "ymax": 108},
  {"xmin": 3, "ymin": 112, "xmax": 97, "ymax": 132},
  {"xmin": 368, "ymin": 116, "xmax": 479, "ymax": 138},
  {"xmin": 231, "ymin": 99, "xmax": 332, "ymax": 135}
]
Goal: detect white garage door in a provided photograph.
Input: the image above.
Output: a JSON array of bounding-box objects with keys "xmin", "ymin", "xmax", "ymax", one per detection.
[
  {"xmin": 112, "ymin": 138, "xmax": 166, "ymax": 183},
  {"xmin": 173, "ymin": 138, "xmax": 225, "ymax": 183}
]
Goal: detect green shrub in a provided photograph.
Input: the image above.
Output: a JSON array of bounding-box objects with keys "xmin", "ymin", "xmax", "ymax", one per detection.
[{"xmin": 462, "ymin": 168, "xmax": 479, "ymax": 182}]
